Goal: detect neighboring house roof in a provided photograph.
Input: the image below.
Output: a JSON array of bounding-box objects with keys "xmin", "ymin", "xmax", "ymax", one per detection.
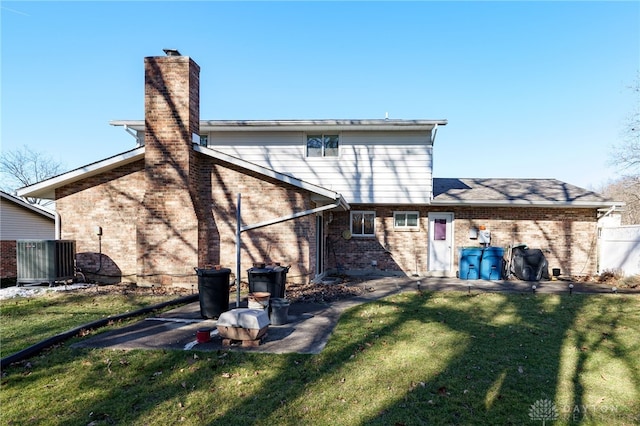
[
  {"xmin": 111, "ymin": 119, "xmax": 448, "ymax": 133},
  {"xmin": 432, "ymin": 178, "xmax": 619, "ymax": 208},
  {"xmin": 0, "ymin": 191, "xmax": 55, "ymax": 219},
  {"xmin": 0, "ymin": 190, "xmax": 55, "ymax": 240},
  {"xmin": 16, "ymin": 146, "xmax": 350, "ymax": 210}
]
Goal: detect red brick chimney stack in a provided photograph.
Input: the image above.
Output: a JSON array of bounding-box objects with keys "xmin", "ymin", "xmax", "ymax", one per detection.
[{"xmin": 136, "ymin": 51, "xmax": 201, "ymax": 287}]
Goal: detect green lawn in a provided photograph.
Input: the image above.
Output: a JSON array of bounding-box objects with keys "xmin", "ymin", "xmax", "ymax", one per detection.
[
  {"xmin": 1, "ymin": 290, "xmax": 639, "ymax": 425},
  {"xmin": 0, "ymin": 288, "xmax": 191, "ymax": 357}
]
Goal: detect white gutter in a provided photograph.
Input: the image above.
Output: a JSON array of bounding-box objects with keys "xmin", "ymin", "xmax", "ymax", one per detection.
[
  {"xmin": 111, "ymin": 119, "xmax": 448, "ymax": 133},
  {"xmin": 17, "ymin": 147, "xmax": 145, "ymax": 200},
  {"xmin": 598, "ymin": 204, "xmax": 621, "ymax": 219},
  {"xmin": 123, "ymin": 125, "xmax": 142, "ymax": 147},
  {"xmin": 430, "ymin": 199, "xmax": 621, "ymax": 209},
  {"xmin": 431, "ymin": 123, "xmax": 439, "ymax": 144},
  {"xmin": 205, "ymin": 123, "xmax": 443, "ymax": 132}
]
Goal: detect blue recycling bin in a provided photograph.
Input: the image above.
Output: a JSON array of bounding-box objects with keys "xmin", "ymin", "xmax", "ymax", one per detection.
[
  {"xmin": 459, "ymin": 247, "xmax": 482, "ymax": 280},
  {"xmin": 480, "ymin": 247, "xmax": 505, "ymax": 280}
]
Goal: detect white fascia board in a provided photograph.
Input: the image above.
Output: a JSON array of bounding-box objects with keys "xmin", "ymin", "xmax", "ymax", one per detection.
[
  {"xmin": 111, "ymin": 119, "xmax": 448, "ymax": 133},
  {"xmin": 430, "ymin": 199, "xmax": 620, "ymax": 209},
  {"xmin": 110, "ymin": 120, "xmax": 144, "ymax": 130},
  {"xmin": 16, "ymin": 148, "xmax": 145, "ymax": 200},
  {"xmin": 200, "ymin": 119, "xmax": 447, "ymax": 132},
  {"xmin": 195, "ymin": 145, "xmax": 349, "ymax": 209}
]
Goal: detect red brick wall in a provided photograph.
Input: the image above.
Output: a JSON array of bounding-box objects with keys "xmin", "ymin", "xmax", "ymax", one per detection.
[
  {"xmin": 55, "ymin": 156, "xmax": 318, "ymax": 286},
  {"xmin": 325, "ymin": 205, "xmax": 425, "ymax": 274},
  {"xmin": 326, "ymin": 205, "xmax": 599, "ymax": 278},
  {"xmin": 53, "ymin": 54, "xmax": 318, "ymax": 288},
  {"xmin": 204, "ymin": 158, "xmax": 316, "ymax": 284},
  {"xmin": 55, "ymin": 170, "xmax": 600, "ymax": 285},
  {"xmin": 1, "ymin": 240, "xmax": 17, "ymax": 280},
  {"xmin": 449, "ymin": 206, "xmax": 597, "ymax": 277},
  {"xmin": 137, "ymin": 55, "xmax": 202, "ymax": 287},
  {"xmin": 56, "ymin": 160, "xmax": 146, "ymax": 284}
]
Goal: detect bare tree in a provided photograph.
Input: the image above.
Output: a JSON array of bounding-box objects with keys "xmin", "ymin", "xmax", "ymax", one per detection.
[
  {"xmin": 610, "ymin": 71, "xmax": 640, "ymax": 175},
  {"xmin": 600, "ymin": 176, "xmax": 640, "ymax": 225},
  {"xmin": 0, "ymin": 146, "xmax": 64, "ymax": 205},
  {"xmin": 603, "ymin": 72, "xmax": 640, "ymax": 224}
]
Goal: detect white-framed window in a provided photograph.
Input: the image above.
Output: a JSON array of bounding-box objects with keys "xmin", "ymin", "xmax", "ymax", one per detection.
[
  {"xmin": 306, "ymin": 134, "xmax": 339, "ymax": 157},
  {"xmin": 351, "ymin": 211, "xmax": 375, "ymax": 236},
  {"xmin": 394, "ymin": 211, "xmax": 419, "ymax": 230}
]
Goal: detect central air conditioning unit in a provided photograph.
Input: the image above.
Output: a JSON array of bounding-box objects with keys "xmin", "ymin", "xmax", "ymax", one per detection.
[{"xmin": 17, "ymin": 240, "xmax": 76, "ymax": 286}]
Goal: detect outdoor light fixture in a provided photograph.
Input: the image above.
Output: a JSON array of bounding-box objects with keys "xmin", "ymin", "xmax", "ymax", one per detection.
[
  {"xmin": 612, "ymin": 287, "xmax": 617, "ymax": 294},
  {"xmin": 569, "ymin": 283, "xmax": 574, "ymax": 295},
  {"xmin": 532, "ymin": 285, "xmax": 537, "ymax": 293}
]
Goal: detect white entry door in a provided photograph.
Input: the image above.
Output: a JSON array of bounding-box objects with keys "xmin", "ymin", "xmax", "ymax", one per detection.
[{"xmin": 428, "ymin": 212, "xmax": 454, "ymax": 276}]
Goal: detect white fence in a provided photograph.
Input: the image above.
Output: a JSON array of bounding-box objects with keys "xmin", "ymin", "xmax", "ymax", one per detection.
[{"xmin": 599, "ymin": 225, "xmax": 640, "ymax": 276}]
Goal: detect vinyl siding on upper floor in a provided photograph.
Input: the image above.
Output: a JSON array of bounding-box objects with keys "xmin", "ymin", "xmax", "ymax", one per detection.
[
  {"xmin": 206, "ymin": 130, "xmax": 434, "ymax": 204},
  {"xmin": 1, "ymin": 201, "xmax": 55, "ymax": 240}
]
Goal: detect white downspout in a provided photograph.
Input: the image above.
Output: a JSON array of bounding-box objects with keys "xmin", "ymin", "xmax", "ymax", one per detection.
[
  {"xmin": 598, "ymin": 204, "xmax": 619, "ymax": 221},
  {"xmin": 123, "ymin": 125, "xmax": 142, "ymax": 147},
  {"xmin": 54, "ymin": 210, "xmax": 61, "ymax": 240}
]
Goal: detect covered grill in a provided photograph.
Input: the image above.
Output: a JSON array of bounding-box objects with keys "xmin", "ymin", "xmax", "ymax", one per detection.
[{"xmin": 216, "ymin": 308, "xmax": 270, "ymax": 347}]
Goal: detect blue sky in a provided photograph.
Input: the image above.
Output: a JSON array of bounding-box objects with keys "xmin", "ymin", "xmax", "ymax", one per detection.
[{"xmin": 2, "ymin": 1, "xmax": 638, "ymax": 190}]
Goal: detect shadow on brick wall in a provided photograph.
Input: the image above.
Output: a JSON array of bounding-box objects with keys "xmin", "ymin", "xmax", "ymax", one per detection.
[{"xmin": 76, "ymin": 252, "xmax": 122, "ymax": 284}]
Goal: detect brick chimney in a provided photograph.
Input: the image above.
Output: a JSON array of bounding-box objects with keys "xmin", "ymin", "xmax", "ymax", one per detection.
[{"xmin": 136, "ymin": 52, "xmax": 203, "ymax": 287}]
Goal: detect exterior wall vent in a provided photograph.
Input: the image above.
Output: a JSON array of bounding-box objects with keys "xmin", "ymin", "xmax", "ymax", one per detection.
[{"xmin": 17, "ymin": 240, "xmax": 76, "ymax": 286}]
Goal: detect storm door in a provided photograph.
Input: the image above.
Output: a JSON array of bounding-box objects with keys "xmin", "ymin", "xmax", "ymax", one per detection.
[{"xmin": 428, "ymin": 212, "xmax": 454, "ymax": 275}]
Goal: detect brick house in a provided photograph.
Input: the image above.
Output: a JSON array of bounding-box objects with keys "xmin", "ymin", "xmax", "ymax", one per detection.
[
  {"xmin": 0, "ymin": 191, "xmax": 56, "ymax": 282},
  {"xmin": 17, "ymin": 51, "xmax": 620, "ymax": 288}
]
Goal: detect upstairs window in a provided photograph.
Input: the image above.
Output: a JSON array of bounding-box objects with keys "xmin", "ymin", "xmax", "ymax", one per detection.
[
  {"xmin": 307, "ymin": 134, "xmax": 339, "ymax": 157},
  {"xmin": 394, "ymin": 211, "xmax": 419, "ymax": 230},
  {"xmin": 351, "ymin": 211, "xmax": 375, "ymax": 237}
]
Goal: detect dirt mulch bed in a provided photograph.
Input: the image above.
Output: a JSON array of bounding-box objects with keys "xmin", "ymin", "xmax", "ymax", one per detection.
[
  {"xmin": 284, "ymin": 282, "xmax": 365, "ymax": 303},
  {"xmin": 84, "ymin": 280, "xmax": 366, "ymax": 304}
]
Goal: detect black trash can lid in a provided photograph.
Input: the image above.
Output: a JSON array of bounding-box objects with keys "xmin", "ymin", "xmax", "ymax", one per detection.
[
  {"xmin": 195, "ymin": 266, "xmax": 231, "ymax": 276},
  {"xmin": 248, "ymin": 267, "xmax": 275, "ymax": 274},
  {"xmin": 248, "ymin": 264, "xmax": 289, "ymax": 273}
]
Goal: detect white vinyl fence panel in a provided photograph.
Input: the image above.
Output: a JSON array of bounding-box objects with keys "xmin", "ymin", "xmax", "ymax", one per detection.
[{"xmin": 599, "ymin": 226, "xmax": 640, "ymax": 276}]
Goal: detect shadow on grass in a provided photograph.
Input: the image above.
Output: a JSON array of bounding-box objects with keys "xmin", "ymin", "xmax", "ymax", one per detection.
[{"xmin": 2, "ymin": 291, "xmax": 639, "ymax": 425}]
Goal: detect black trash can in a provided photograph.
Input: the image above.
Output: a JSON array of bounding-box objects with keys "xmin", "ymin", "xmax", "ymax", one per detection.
[
  {"xmin": 247, "ymin": 264, "xmax": 289, "ymax": 299},
  {"xmin": 195, "ymin": 267, "xmax": 231, "ymax": 319}
]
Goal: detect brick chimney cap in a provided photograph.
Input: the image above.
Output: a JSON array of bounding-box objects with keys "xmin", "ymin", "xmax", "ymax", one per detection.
[{"xmin": 162, "ymin": 48, "xmax": 181, "ymax": 56}]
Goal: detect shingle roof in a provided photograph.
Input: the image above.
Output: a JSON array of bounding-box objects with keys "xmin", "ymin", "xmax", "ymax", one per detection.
[{"xmin": 432, "ymin": 178, "xmax": 617, "ymax": 208}]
